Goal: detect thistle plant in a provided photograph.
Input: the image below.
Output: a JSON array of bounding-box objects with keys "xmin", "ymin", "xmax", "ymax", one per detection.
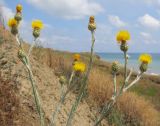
[
  {"xmin": 94, "ymin": 31, "xmax": 152, "ymax": 126},
  {"xmin": 8, "ymin": 4, "xmax": 45, "ymax": 126},
  {"xmin": 66, "ymin": 16, "xmax": 96, "ymax": 126},
  {"xmin": 28, "ymin": 20, "xmax": 43, "ymax": 57},
  {"xmin": 50, "ymin": 54, "xmax": 86, "ymax": 126}
]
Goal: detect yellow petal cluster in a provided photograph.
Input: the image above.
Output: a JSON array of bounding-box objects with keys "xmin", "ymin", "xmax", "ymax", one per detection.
[
  {"xmin": 73, "ymin": 62, "xmax": 86, "ymax": 72},
  {"xmin": 139, "ymin": 54, "xmax": 152, "ymax": 64},
  {"xmin": 32, "ymin": 20, "xmax": 44, "ymax": 30},
  {"xmin": 116, "ymin": 30, "xmax": 130, "ymax": 43},
  {"xmin": 8, "ymin": 18, "xmax": 18, "ymax": 28},
  {"xmin": 16, "ymin": 4, "xmax": 23, "ymax": 12},
  {"xmin": 73, "ymin": 54, "xmax": 80, "ymax": 61}
]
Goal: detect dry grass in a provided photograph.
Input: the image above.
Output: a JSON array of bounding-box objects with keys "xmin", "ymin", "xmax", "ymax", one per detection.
[
  {"xmin": 118, "ymin": 92, "xmax": 160, "ymax": 126},
  {"xmin": 32, "ymin": 48, "xmax": 160, "ymax": 125},
  {"xmin": 2, "ymin": 26, "xmax": 159, "ymax": 125},
  {"xmin": 88, "ymin": 68, "xmax": 160, "ymax": 125},
  {"xmin": 31, "ymin": 48, "xmax": 160, "ymax": 125},
  {"xmin": 88, "ymin": 68, "xmax": 113, "ymax": 106}
]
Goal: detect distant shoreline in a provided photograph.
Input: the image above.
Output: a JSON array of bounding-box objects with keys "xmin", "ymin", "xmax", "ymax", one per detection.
[{"xmin": 97, "ymin": 53, "xmax": 160, "ymax": 76}]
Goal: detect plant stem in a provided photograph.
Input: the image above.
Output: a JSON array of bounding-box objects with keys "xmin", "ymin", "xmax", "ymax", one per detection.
[
  {"xmin": 51, "ymin": 73, "xmax": 77, "ymax": 126},
  {"xmin": 26, "ymin": 62, "xmax": 45, "ymax": 126},
  {"xmin": 16, "ymin": 34, "xmax": 22, "ymax": 49},
  {"xmin": 28, "ymin": 38, "xmax": 36, "ymax": 57},
  {"xmin": 16, "ymin": 37, "xmax": 45, "ymax": 126},
  {"xmin": 119, "ymin": 51, "xmax": 127, "ymax": 95},
  {"xmin": 94, "ymin": 99, "xmax": 116, "ymax": 126},
  {"xmin": 125, "ymin": 68, "xmax": 133, "ymax": 83},
  {"xmin": 66, "ymin": 30, "xmax": 95, "ymax": 126},
  {"xmin": 123, "ymin": 72, "xmax": 143, "ymax": 92},
  {"xmin": 68, "ymin": 71, "xmax": 74, "ymax": 87},
  {"xmin": 113, "ymin": 73, "xmax": 117, "ymax": 96},
  {"xmin": 51, "ymin": 85, "xmax": 65, "ymax": 126}
]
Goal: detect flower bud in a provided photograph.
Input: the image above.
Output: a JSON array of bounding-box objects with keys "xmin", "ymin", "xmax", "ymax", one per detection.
[
  {"xmin": 120, "ymin": 41, "xmax": 128, "ymax": 52},
  {"xmin": 18, "ymin": 49, "xmax": 28, "ymax": 65},
  {"xmin": 16, "ymin": 4, "xmax": 22, "ymax": 13},
  {"xmin": 139, "ymin": 63, "xmax": 148, "ymax": 73},
  {"xmin": 14, "ymin": 12, "xmax": 22, "ymax": 22},
  {"xmin": 88, "ymin": 16, "xmax": 96, "ymax": 31},
  {"xmin": 33, "ymin": 28, "xmax": 40, "ymax": 38},
  {"xmin": 111, "ymin": 61, "xmax": 119, "ymax": 74},
  {"xmin": 11, "ymin": 26, "xmax": 18, "ymax": 35},
  {"xmin": 18, "ymin": 49, "xmax": 25, "ymax": 59},
  {"xmin": 59, "ymin": 76, "xmax": 67, "ymax": 85}
]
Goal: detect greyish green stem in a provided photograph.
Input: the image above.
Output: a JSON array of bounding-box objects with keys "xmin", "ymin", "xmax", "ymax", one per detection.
[
  {"xmin": 28, "ymin": 38, "xmax": 37, "ymax": 57},
  {"xmin": 68, "ymin": 71, "xmax": 74, "ymax": 87},
  {"xmin": 119, "ymin": 51, "xmax": 128, "ymax": 95},
  {"xmin": 51, "ymin": 84, "xmax": 65, "ymax": 126},
  {"xmin": 94, "ymin": 98, "xmax": 116, "ymax": 126},
  {"xmin": 123, "ymin": 72, "xmax": 143, "ymax": 92},
  {"xmin": 50, "ymin": 72, "xmax": 77, "ymax": 126},
  {"xmin": 94, "ymin": 73, "xmax": 117, "ymax": 126},
  {"xmin": 16, "ymin": 34, "xmax": 22, "ymax": 49},
  {"xmin": 16, "ymin": 37, "xmax": 45, "ymax": 126},
  {"xmin": 26, "ymin": 61, "xmax": 45, "ymax": 126},
  {"xmin": 113, "ymin": 73, "xmax": 117, "ymax": 96},
  {"xmin": 66, "ymin": 30, "xmax": 95, "ymax": 126}
]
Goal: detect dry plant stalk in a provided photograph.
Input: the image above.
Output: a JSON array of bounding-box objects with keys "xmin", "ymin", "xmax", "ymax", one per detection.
[
  {"xmin": 7, "ymin": 4, "xmax": 45, "ymax": 126},
  {"xmin": 94, "ymin": 31, "xmax": 152, "ymax": 126}
]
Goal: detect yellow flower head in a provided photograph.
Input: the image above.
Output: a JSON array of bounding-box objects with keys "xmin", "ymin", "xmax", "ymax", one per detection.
[
  {"xmin": 139, "ymin": 54, "xmax": 152, "ymax": 64},
  {"xmin": 16, "ymin": 4, "xmax": 23, "ymax": 12},
  {"xmin": 32, "ymin": 20, "xmax": 44, "ymax": 30},
  {"xmin": 8, "ymin": 18, "xmax": 18, "ymax": 28},
  {"xmin": 73, "ymin": 62, "xmax": 86, "ymax": 73},
  {"xmin": 73, "ymin": 54, "xmax": 80, "ymax": 61},
  {"xmin": 116, "ymin": 30, "xmax": 130, "ymax": 43}
]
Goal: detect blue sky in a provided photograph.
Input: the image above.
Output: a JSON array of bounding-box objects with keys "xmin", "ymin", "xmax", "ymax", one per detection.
[{"xmin": 1, "ymin": 0, "xmax": 160, "ymax": 53}]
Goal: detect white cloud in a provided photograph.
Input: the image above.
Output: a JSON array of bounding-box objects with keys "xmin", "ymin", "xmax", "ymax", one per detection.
[
  {"xmin": 140, "ymin": 32, "xmax": 157, "ymax": 44},
  {"xmin": 142, "ymin": 0, "xmax": 160, "ymax": 6},
  {"xmin": 108, "ymin": 15, "xmax": 127, "ymax": 27},
  {"xmin": 26, "ymin": 0, "xmax": 103, "ymax": 19},
  {"xmin": 0, "ymin": 5, "xmax": 14, "ymax": 24},
  {"xmin": 140, "ymin": 32, "xmax": 152, "ymax": 39},
  {"xmin": 138, "ymin": 14, "xmax": 160, "ymax": 29}
]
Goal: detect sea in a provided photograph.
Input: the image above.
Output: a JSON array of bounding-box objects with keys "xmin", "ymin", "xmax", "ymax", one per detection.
[{"xmin": 97, "ymin": 53, "xmax": 160, "ymax": 75}]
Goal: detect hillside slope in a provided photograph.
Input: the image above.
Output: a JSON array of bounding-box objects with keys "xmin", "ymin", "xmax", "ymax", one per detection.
[
  {"xmin": 0, "ymin": 27, "xmax": 106, "ymax": 126},
  {"xmin": 1, "ymin": 26, "xmax": 160, "ymax": 126}
]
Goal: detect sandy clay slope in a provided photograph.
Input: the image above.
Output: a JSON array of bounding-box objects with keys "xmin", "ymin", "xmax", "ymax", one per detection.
[{"xmin": 0, "ymin": 27, "xmax": 108, "ymax": 126}]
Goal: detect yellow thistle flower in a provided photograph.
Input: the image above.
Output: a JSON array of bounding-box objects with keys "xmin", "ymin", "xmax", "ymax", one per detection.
[
  {"xmin": 8, "ymin": 18, "xmax": 18, "ymax": 28},
  {"xmin": 16, "ymin": 4, "xmax": 23, "ymax": 12},
  {"xmin": 32, "ymin": 20, "xmax": 44, "ymax": 30},
  {"xmin": 73, "ymin": 54, "xmax": 80, "ymax": 61},
  {"xmin": 139, "ymin": 54, "xmax": 152, "ymax": 64},
  {"xmin": 73, "ymin": 62, "xmax": 86, "ymax": 73},
  {"xmin": 116, "ymin": 30, "xmax": 130, "ymax": 43}
]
